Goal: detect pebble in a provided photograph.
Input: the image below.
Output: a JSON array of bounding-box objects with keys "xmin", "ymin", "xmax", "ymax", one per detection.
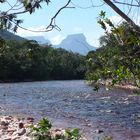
[
  {"xmin": 18, "ymin": 123, "xmax": 24, "ymax": 129},
  {"xmin": 0, "ymin": 116, "xmax": 32, "ymax": 140},
  {"xmin": 27, "ymin": 117, "xmax": 34, "ymax": 123},
  {"xmin": 99, "ymin": 110, "xmax": 113, "ymax": 113},
  {"xmin": 0, "ymin": 116, "xmax": 86, "ymax": 140},
  {"xmin": 94, "ymin": 129, "xmax": 104, "ymax": 134},
  {"xmin": 5, "ymin": 116, "xmax": 12, "ymax": 120},
  {"xmin": 1, "ymin": 121, "xmax": 9, "ymax": 126},
  {"xmin": 17, "ymin": 128, "xmax": 26, "ymax": 136}
]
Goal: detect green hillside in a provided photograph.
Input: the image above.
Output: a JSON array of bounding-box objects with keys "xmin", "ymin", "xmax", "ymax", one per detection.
[{"xmin": 0, "ymin": 30, "xmax": 26, "ymax": 42}]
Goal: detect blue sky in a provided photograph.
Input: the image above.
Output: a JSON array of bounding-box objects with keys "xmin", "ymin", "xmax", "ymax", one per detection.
[{"xmin": 2, "ymin": 0, "xmax": 124, "ymax": 47}]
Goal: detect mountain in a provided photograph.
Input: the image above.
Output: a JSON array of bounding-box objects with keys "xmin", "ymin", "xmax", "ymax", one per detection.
[
  {"xmin": 54, "ymin": 33, "xmax": 96, "ymax": 55},
  {"xmin": 0, "ymin": 29, "xmax": 25, "ymax": 42},
  {"xmin": 25, "ymin": 36, "xmax": 51, "ymax": 44},
  {"xmin": 0, "ymin": 30, "xmax": 50, "ymax": 45}
]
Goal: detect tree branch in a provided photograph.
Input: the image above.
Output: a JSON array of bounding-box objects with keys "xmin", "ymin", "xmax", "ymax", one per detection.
[
  {"xmin": 16, "ymin": 0, "xmax": 73, "ymax": 32},
  {"xmin": 113, "ymin": 0, "xmax": 140, "ymax": 7},
  {"xmin": 104, "ymin": 0, "xmax": 140, "ymax": 34},
  {"xmin": 46, "ymin": 0, "xmax": 74, "ymax": 31}
]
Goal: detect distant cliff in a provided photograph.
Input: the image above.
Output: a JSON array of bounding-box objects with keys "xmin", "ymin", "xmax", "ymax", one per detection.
[{"xmin": 54, "ymin": 33, "xmax": 96, "ymax": 55}]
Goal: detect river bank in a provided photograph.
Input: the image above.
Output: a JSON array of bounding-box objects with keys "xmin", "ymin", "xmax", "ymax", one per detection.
[
  {"xmin": 0, "ymin": 116, "xmax": 33, "ymax": 140},
  {"xmin": 0, "ymin": 116, "xmax": 88, "ymax": 140}
]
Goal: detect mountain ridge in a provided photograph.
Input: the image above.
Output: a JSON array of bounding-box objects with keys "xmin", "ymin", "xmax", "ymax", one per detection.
[
  {"xmin": 25, "ymin": 36, "xmax": 51, "ymax": 44},
  {"xmin": 0, "ymin": 29, "xmax": 26, "ymax": 42},
  {"xmin": 54, "ymin": 33, "xmax": 96, "ymax": 55},
  {"xmin": 0, "ymin": 30, "xmax": 96, "ymax": 55}
]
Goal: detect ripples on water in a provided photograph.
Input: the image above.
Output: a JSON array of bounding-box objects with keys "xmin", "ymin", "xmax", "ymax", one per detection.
[{"xmin": 0, "ymin": 80, "xmax": 140, "ymax": 140}]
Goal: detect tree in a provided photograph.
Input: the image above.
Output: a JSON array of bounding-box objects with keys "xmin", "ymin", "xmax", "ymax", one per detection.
[
  {"xmin": 103, "ymin": 0, "xmax": 140, "ymax": 34},
  {"xmin": 0, "ymin": 38, "xmax": 86, "ymax": 81},
  {"xmin": 86, "ymin": 21, "xmax": 140, "ymax": 89}
]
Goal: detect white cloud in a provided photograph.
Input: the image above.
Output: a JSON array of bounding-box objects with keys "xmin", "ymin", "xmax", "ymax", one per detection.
[
  {"xmin": 109, "ymin": 15, "xmax": 124, "ymax": 25},
  {"xmin": 50, "ymin": 35, "xmax": 66, "ymax": 45},
  {"xmin": 16, "ymin": 25, "xmax": 47, "ymax": 37},
  {"xmin": 109, "ymin": 15, "xmax": 140, "ymax": 26},
  {"xmin": 73, "ymin": 26, "xmax": 83, "ymax": 32},
  {"xmin": 16, "ymin": 25, "xmax": 67, "ymax": 45},
  {"xmin": 87, "ymin": 37, "xmax": 100, "ymax": 48}
]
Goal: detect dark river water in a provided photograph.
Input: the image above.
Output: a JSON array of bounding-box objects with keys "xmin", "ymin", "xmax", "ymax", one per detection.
[{"xmin": 0, "ymin": 80, "xmax": 140, "ymax": 140}]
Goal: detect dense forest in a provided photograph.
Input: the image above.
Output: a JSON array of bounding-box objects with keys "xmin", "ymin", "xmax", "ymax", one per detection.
[{"xmin": 0, "ymin": 38, "xmax": 86, "ymax": 82}]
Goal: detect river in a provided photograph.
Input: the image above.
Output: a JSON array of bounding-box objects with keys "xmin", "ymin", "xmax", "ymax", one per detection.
[{"xmin": 0, "ymin": 80, "xmax": 140, "ymax": 140}]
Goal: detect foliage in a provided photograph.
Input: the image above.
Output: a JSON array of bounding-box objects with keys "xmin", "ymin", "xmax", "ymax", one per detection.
[
  {"xmin": 30, "ymin": 118, "xmax": 52, "ymax": 140},
  {"xmin": 86, "ymin": 11, "xmax": 140, "ymax": 90},
  {"xmin": 31, "ymin": 118, "xmax": 52, "ymax": 133},
  {"xmin": 0, "ymin": 0, "xmax": 51, "ymax": 32},
  {"xmin": 0, "ymin": 0, "xmax": 72, "ymax": 32},
  {"xmin": 30, "ymin": 118, "xmax": 82, "ymax": 140},
  {"xmin": 0, "ymin": 39, "xmax": 86, "ymax": 82},
  {"xmin": 65, "ymin": 128, "xmax": 81, "ymax": 140}
]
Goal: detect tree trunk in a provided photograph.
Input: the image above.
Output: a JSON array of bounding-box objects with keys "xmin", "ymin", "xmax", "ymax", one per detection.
[{"xmin": 104, "ymin": 0, "xmax": 140, "ymax": 34}]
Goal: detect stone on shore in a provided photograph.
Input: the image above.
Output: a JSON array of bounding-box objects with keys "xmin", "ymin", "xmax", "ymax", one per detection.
[
  {"xmin": 0, "ymin": 116, "xmax": 87, "ymax": 140},
  {"xmin": 0, "ymin": 116, "xmax": 32, "ymax": 140}
]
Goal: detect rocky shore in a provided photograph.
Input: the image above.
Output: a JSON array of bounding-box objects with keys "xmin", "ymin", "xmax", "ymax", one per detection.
[
  {"xmin": 0, "ymin": 116, "xmax": 88, "ymax": 140},
  {"xmin": 0, "ymin": 116, "xmax": 32, "ymax": 140}
]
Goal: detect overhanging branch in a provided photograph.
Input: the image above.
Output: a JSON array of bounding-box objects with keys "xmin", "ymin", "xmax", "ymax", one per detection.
[
  {"xmin": 104, "ymin": 0, "xmax": 140, "ymax": 34},
  {"xmin": 113, "ymin": 0, "xmax": 140, "ymax": 7},
  {"xmin": 0, "ymin": 0, "xmax": 74, "ymax": 32}
]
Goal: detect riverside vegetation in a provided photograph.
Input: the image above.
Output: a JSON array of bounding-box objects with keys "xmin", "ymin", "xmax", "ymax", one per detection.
[
  {"xmin": 86, "ymin": 12, "xmax": 140, "ymax": 91},
  {"xmin": 0, "ymin": 38, "xmax": 86, "ymax": 82}
]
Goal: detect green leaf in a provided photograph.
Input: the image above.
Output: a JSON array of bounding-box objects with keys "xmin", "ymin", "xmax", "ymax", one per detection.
[{"xmin": 100, "ymin": 11, "xmax": 106, "ymax": 18}]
